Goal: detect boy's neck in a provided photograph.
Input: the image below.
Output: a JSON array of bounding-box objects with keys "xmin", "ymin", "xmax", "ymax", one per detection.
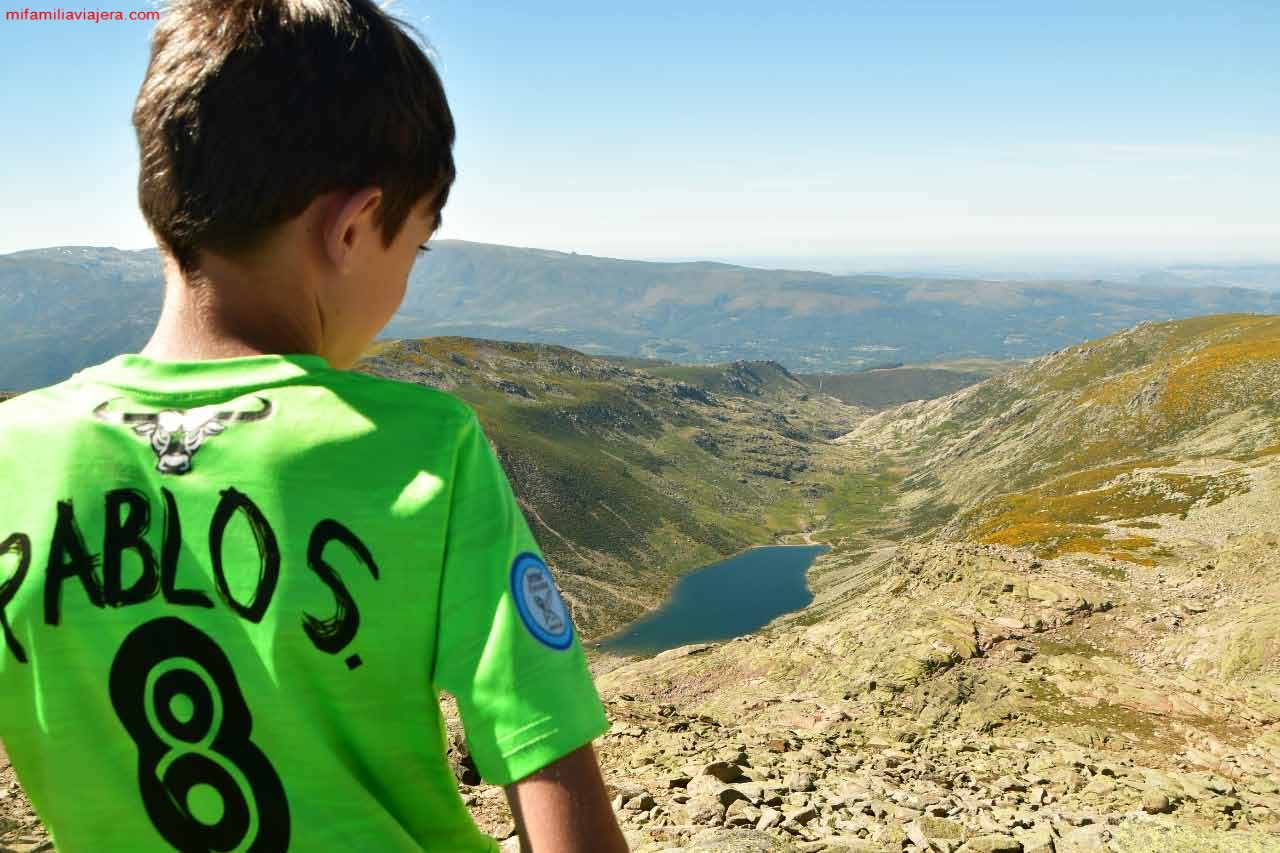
[{"xmin": 141, "ymin": 251, "xmax": 326, "ymax": 363}]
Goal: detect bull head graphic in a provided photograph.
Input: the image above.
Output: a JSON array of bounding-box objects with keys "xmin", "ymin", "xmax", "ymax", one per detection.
[{"xmin": 93, "ymin": 396, "xmax": 273, "ymax": 475}]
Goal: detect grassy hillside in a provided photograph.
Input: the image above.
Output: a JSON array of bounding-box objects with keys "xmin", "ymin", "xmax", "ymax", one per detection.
[
  {"xmin": 357, "ymin": 338, "xmax": 865, "ymax": 638},
  {"xmin": 644, "ymin": 361, "xmax": 810, "ymax": 404},
  {"xmin": 844, "ymin": 313, "xmax": 1280, "ymax": 559},
  {"xmin": 797, "ymin": 360, "xmax": 1013, "ymax": 410}
]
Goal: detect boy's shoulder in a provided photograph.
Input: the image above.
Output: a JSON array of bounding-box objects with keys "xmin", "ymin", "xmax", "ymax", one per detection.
[
  {"xmin": 323, "ymin": 366, "xmax": 478, "ymax": 426},
  {"xmin": 0, "ymin": 382, "xmax": 69, "ymax": 427}
]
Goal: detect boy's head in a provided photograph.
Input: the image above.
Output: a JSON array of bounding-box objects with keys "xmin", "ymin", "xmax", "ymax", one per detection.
[{"xmin": 133, "ymin": 0, "xmax": 455, "ymax": 364}]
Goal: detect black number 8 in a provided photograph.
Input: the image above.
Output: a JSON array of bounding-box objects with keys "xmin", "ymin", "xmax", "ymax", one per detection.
[{"xmin": 109, "ymin": 617, "xmax": 290, "ymax": 851}]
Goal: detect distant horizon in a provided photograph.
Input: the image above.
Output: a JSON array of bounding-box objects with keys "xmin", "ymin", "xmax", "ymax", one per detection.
[{"xmin": 5, "ymin": 238, "xmax": 1280, "ymax": 284}]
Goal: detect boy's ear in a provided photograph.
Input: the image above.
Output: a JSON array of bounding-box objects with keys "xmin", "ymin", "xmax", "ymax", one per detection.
[{"xmin": 323, "ymin": 187, "xmax": 384, "ymax": 273}]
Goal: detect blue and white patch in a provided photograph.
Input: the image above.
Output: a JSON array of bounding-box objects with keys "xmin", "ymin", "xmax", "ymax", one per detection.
[{"xmin": 510, "ymin": 552, "xmax": 573, "ymax": 650}]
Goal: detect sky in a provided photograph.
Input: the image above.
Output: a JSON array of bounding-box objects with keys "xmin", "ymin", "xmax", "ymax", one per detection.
[{"xmin": 0, "ymin": 1, "xmax": 1277, "ymax": 267}]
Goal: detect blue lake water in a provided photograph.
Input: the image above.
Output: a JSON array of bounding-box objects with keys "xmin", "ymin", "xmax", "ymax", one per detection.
[{"xmin": 595, "ymin": 544, "xmax": 829, "ymax": 656}]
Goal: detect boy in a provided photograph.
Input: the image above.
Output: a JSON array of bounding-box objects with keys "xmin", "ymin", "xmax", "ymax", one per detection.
[{"xmin": 0, "ymin": 0, "xmax": 628, "ymax": 850}]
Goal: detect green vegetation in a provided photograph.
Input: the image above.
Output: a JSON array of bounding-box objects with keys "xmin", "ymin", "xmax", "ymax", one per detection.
[
  {"xmin": 646, "ymin": 361, "xmax": 803, "ymax": 401},
  {"xmin": 850, "ymin": 314, "xmax": 1280, "ymax": 565},
  {"xmin": 814, "ymin": 465, "xmax": 900, "ymax": 542},
  {"xmin": 357, "ymin": 337, "xmax": 865, "ymax": 638},
  {"xmin": 797, "ymin": 366, "xmax": 995, "ymax": 410}
]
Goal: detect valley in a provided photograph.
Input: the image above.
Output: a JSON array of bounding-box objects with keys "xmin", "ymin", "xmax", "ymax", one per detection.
[
  {"xmin": 575, "ymin": 314, "xmax": 1280, "ymax": 852},
  {"xmin": 357, "ymin": 338, "xmax": 868, "ymax": 638}
]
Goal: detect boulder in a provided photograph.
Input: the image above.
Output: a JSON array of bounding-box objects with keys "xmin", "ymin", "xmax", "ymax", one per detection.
[
  {"xmin": 959, "ymin": 834, "xmax": 1023, "ymax": 853},
  {"xmin": 1016, "ymin": 826, "xmax": 1055, "ymax": 853},
  {"xmin": 685, "ymin": 795, "xmax": 727, "ymax": 826},
  {"xmin": 704, "ymin": 761, "xmax": 746, "ymax": 783},
  {"xmin": 725, "ymin": 799, "xmax": 762, "ymax": 829},
  {"xmin": 783, "ymin": 804, "xmax": 818, "ymax": 826},
  {"xmin": 625, "ymin": 793, "xmax": 656, "ymax": 811},
  {"xmin": 686, "ymin": 829, "xmax": 795, "ymax": 851},
  {"xmin": 1057, "ymin": 825, "xmax": 1110, "ymax": 852},
  {"xmin": 1141, "ymin": 790, "xmax": 1174, "ymax": 814},
  {"xmin": 919, "ymin": 815, "xmax": 966, "ymax": 842},
  {"xmin": 785, "ymin": 770, "xmax": 817, "ymax": 793}
]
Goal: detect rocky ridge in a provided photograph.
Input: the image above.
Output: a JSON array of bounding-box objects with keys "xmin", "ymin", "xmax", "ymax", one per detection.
[
  {"xmin": 564, "ymin": 535, "xmax": 1280, "ymax": 851},
  {"xmin": 560, "ymin": 315, "xmax": 1280, "ymax": 851}
]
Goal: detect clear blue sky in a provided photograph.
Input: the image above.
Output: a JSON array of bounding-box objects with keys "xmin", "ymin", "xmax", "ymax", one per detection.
[{"xmin": 0, "ymin": 1, "xmax": 1276, "ymax": 263}]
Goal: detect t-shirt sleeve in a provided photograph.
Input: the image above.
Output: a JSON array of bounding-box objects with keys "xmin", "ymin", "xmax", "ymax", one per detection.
[{"xmin": 431, "ymin": 411, "xmax": 609, "ymax": 786}]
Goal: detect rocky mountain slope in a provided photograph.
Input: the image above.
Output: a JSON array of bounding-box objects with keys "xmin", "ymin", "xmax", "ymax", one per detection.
[
  {"xmin": 581, "ymin": 313, "xmax": 1280, "ymax": 851},
  {"xmin": 7, "ymin": 242, "xmax": 1280, "ymax": 389}
]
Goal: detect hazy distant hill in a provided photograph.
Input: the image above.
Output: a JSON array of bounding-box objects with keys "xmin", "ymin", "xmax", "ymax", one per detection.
[
  {"xmin": 1136, "ymin": 263, "xmax": 1280, "ymax": 292},
  {"xmin": 0, "ymin": 247, "xmax": 162, "ymax": 389},
  {"xmin": 5, "ymin": 241, "xmax": 1280, "ymax": 389},
  {"xmin": 395, "ymin": 242, "xmax": 1280, "ymax": 369},
  {"xmin": 797, "ymin": 359, "xmax": 1014, "ymax": 410}
]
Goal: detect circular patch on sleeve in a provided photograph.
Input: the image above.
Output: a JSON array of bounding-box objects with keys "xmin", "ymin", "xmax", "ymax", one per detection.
[{"xmin": 510, "ymin": 552, "xmax": 574, "ymax": 650}]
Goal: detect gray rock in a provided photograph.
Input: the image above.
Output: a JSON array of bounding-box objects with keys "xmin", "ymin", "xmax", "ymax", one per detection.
[
  {"xmin": 786, "ymin": 770, "xmax": 818, "ymax": 793},
  {"xmin": 783, "ymin": 804, "xmax": 818, "ymax": 826},
  {"xmin": 622, "ymin": 830, "xmax": 650, "ymax": 851},
  {"xmin": 871, "ymin": 823, "xmax": 909, "ymax": 847},
  {"xmin": 1016, "ymin": 825, "xmax": 1055, "ymax": 853},
  {"xmin": 686, "ymin": 828, "xmax": 796, "ymax": 851},
  {"xmin": 625, "ymin": 793, "xmax": 656, "ymax": 811},
  {"xmin": 1207, "ymin": 795, "xmax": 1242, "ymax": 813},
  {"xmin": 805, "ymin": 840, "xmax": 887, "ymax": 853},
  {"xmin": 686, "ymin": 795, "xmax": 727, "ymax": 826},
  {"xmin": 906, "ymin": 820, "xmax": 930, "ymax": 849},
  {"xmin": 918, "ymin": 815, "xmax": 966, "ymax": 841},
  {"xmin": 688, "ymin": 775, "xmax": 731, "ymax": 800},
  {"xmin": 725, "ymin": 799, "xmax": 762, "ymax": 828},
  {"xmin": 1140, "ymin": 790, "xmax": 1173, "ymax": 814},
  {"xmin": 959, "ymin": 834, "xmax": 1023, "ymax": 853},
  {"xmin": 1057, "ymin": 825, "xmax": 1109, "ymax": 852},
  {"xmin": 705, "ymin": 761, "xmax": 746, "ymax": 783},
  {"xmin": 995, "ymin": 776, "xmax": 1028, "ymax": 792},
  {"xmin": 757, "ymin": 807, "xmax": 784, "ymax": 831}
]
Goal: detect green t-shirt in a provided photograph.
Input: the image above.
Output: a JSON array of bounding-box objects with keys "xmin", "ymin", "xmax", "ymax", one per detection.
[{"xmin": 0, "ymin": 353, "xmax": 609, "ymax": 851}]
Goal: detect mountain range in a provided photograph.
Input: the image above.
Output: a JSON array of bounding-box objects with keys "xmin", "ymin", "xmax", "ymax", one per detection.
[{"xmin": 5, "ymin": 241, "xmax": 1280, "ymax": 389}]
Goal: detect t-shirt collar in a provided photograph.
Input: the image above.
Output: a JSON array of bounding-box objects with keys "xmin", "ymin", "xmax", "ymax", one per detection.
[{"xmin": 75, "ymin": 352, "xmax": 333, "ymax": 396}]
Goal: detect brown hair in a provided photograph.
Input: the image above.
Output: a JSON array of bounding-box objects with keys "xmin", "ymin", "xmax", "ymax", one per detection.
[{"xmin": 133, "ymin": 0, "xmax": 456, "ymax": 270}]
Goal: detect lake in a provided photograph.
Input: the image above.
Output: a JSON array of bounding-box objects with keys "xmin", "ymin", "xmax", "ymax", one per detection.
[{"xmin": 595, "ymin": 544, "xmax": 829, "ymax": 656}]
